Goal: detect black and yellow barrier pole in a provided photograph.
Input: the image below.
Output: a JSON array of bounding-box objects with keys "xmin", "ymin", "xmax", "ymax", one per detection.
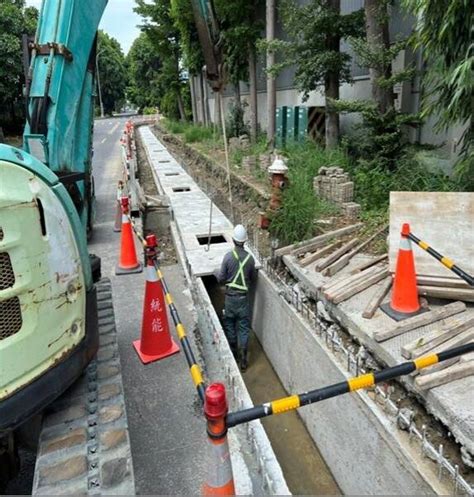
[
  {"xmin": 152, "ymin": 257, "xmax": 206, "ymax": 403},
  {"xmin": 126, "ymin": 219, "xmax": 206, "ymax": 402},
  {"xmin": 408, "ymin": 232, "xmax": 474, "ymax": 287},
  {"xmin": 226, "ymin": 342, "xmax": 474, "ymax": 428}
]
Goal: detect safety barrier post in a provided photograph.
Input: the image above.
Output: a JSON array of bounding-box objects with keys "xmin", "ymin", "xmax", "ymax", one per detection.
[
  {"xmin": 202, "ymin": 383, "xmax": 235, "ymax": 496},
  {"xmin": 113, "ymin": 180, "xmax": 124, "ymax": 232},
  {"xmin": 408, "ymin": 231, "xmax": 474, "ymax": 287}
]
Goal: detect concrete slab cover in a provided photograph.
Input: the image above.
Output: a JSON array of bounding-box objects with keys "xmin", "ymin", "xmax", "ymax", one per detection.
[{"xmin": 389, "ymin": 192, "xmax": 474, "ymax": 279}]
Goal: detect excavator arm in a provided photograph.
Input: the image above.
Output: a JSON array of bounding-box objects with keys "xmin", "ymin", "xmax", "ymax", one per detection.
[{"xmin": 23, "ymin": 0, "xmax": 108, "ymax": 233}]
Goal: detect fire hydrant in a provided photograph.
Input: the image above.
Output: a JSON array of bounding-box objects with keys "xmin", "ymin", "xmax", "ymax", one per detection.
[{"xmin": 259, "ymin": 155, "xmax": 289, "ymax": 229}]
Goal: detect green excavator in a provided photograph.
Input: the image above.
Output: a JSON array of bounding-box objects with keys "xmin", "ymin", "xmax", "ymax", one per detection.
[{"xmin": 0, "ymin": 0, "xmax": 108, "ymax": 481}]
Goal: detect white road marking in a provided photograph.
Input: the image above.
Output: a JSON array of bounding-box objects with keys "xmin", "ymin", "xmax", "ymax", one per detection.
[
  {"xmin": 108, "ymin": 122, "xmax": 120, "ymax": 135},
  {"xmin": 101, "ymin": 137, "xmax": 106, "ymax": 144}
]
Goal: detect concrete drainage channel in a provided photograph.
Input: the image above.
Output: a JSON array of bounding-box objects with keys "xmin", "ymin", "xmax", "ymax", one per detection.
[{"xmin": 139, "ymin": 125, "xmax": 473, "ymax": 496}]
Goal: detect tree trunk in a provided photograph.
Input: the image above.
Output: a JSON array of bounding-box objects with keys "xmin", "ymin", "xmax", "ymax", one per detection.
[
  {"xmin": 325, "ymin": 0, "xmax": 341, "ymax": 148},
  {"xmin": 177, "ymin": 92, "xmax": 186, "ymax": 121},
  {"xmin": 249, "ymin": 49, "xmax": 258, "ymax": 142},
  {"xmin": 365, "ymin": 0, "xmax": 394, "ymax": 113},
  {"xmin": 200, "ymin": 71, "xmax": 208, "ymax": 125},
  {"xmin": 190, "ymin": 77, "xmax": 198, "ymax": 124},
  {"xmin": 266, "ymin": 0, "xmax": 276, "ymax": 148},
  {"xmin": 325, "ymin": 73, "xmax": 340, "ymax": 148},
  {"xmin": 234, "ymin": 83, "xmax": 242, "ymax": 111},
  {"xmin": 214, "ymin": 90, "xmax": 222, "ymax": 131}
]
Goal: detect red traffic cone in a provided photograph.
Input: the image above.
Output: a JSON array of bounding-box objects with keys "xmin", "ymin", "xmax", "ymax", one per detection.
[
  {"xmin": 202, "ymin": 384, "xmax": 235, "ymax": 496},
  {"xmin": 113, "ymin": 181, "xmax": 124, "ymax": 232},
  {"xmin": 381, "ymin": 223, "xmax": 427, "ymax": 321},
  {"xmin": 133, "ymin": 235, "xmax": 179, "ymax": 364},
  {"xmin": 115, "ymin": 197, "xmax": 143, "ymax": 275}
]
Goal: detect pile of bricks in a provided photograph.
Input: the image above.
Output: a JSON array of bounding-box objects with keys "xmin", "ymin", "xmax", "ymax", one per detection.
[
  {"xmin": 313, "ymin": 166, "xmax": 361, "ymax": 218},
  {"xmin": 242, "ymin": 155, "xmax": 257, "ymax": 171},
  {"xmin": 259, "ymin": 154, "xmax": 272, "ymax": 172}
]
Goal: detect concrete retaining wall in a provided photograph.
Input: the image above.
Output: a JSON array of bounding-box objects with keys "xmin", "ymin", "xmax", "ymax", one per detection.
[{"xmin": 252, "ymin": 271, "xmax": 447, "ymax": 495}]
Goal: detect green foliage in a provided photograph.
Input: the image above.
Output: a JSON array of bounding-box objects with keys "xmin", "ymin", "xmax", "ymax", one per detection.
[
  {"xmin": 183, "ymin": 125, "xmax": 215, "ymax": 143},
  {"xmin": 97, "ymin": 31, "xmax": 127, "ymax": 115},
  {"xmin": 170, "ymin": 0, "xmax": 204, "ymax": 75},
  {"xmin": 345, "ymin": 149, "xmax": 462, "ymax": 212},
  {"xmin": 213, "ymin": 0, "xmax": 265, "ymax": 85},
  {"xmin": 0, "ymin": 0, "xmax": 38, "ymax": 131},
  {"xmin": 336, "ymin": 99, "xmax": 421, "ymax": 171},
  {"xmin": 133, "ymin": 0, "xmax": 191, "ymax": 120},
  {"xmin": 126, "ymin": 32, "xmax": 162, "ymax": 112},
  {"xmin": 225, "ymin": 99, "xmax": 249, "ymax": 138},
  {"xmin": 402, "ymin": 0, "xmax": 473, "ymax": 134},
  {"xmin": 262, "ymin": 0, "xmax": 364, "ymax": 100},
  {"xmin": 269, "ymin": 141, "xmax": 344, "ymax": 243}
]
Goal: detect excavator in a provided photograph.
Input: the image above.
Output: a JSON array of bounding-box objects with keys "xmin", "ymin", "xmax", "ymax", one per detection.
[
  {"xmin": 0, "ymin": 0, "xmax": 223, "ymax": 485},
  {"xmin": 0, "ymin": 0, "xmax": 108, "ymax": 482}
]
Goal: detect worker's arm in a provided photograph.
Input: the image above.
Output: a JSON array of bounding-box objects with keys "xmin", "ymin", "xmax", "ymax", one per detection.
[{"xmin": 215, "ymin": 253, "xmax": 231, "ymax": 284}]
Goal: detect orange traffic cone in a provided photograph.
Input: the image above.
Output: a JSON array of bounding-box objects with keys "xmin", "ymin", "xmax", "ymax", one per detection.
[
  {"xmin": 133, "ymin": 235, "xmax": 179, "ymax": 364},
  {"xmin": 113, "ymin": 181, "xmax": 124, "ymax": 232},
  {"xmin": 202, "ymin": 384, "xmax": 235, "ymax": 496},
  {"xmin": 115, "ymin": 197, "xmax": 143, "ymax": 275},
  {"xmin": 381, "ymin": 223, "xmax": 427, "ymax": 321}
]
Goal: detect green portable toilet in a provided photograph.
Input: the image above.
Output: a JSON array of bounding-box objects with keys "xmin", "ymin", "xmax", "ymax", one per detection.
[
  {"xmin": 276, "ymin": 106, "xmax": 288, "ymax": 148},
  {"xmin": 285, "ymin": 106, "xmax": 295, "ymax": 143},
  {"xmin": 295, "ymin": 106, "xmax": 308, "ymax": 142}
]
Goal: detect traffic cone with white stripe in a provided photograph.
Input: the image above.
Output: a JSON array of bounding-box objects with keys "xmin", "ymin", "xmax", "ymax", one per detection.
[
  {"xmin": 202, "ymin": 383, "xmax": 235, "ymax": 496},
  {"xmin": 113, "ymin": 181, "xmax": 124, "ymax": 232},
  {"xmin": 381, "ymin": 223, "xmax": 427, "ymax": 321},
  {"xmin": 133, "ymin": 235, "xmax": 179, "ymax": 364},
  {"xmin": 115, "ymin": 197, "xmax": 142, "ymax": 275}
]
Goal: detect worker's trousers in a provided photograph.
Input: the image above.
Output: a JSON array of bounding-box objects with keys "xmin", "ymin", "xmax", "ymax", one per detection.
[{"xmin": 223, "ymin": 294, "xmax": 250, "ymax": 350}]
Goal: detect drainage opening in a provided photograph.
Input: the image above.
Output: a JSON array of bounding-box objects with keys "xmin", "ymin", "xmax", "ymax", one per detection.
[
  {"xmin": 165, "ymin": 172, "xmax": 180, "ymax": 176},
  {"xmin": 159, "ymin": 160, "xmax": 170, "ymax": 163},
  {"xmin": 197, "ymin": 234, "xmax": 226, "ymax": 245},
  {"xmin": 172, "ymin": 187, "xmax": 191, "ymax": 192}
]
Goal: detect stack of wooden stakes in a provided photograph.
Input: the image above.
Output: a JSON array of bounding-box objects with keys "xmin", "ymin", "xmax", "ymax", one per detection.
[{"xmin": 374, "ymin": 301, "xmax": 474, "ymax": 390}]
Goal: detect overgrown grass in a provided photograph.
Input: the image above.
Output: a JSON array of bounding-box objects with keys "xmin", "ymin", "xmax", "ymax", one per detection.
[
  {"xmin": 270, "ymin": 140, "xmax": 343, "ymax": 243},
  {"xmin": 162, "ymin": 119, "xmax": 220, "ymax": 144}
]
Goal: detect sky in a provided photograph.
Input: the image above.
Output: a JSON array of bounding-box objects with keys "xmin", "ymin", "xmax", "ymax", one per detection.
[{"xmin": 25, "ymin": 0, "xmax": 143, "ymax": 54}]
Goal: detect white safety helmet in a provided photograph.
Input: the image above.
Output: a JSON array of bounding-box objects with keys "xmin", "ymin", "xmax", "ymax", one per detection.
[{"xmin": 233, "ymin": 224, "xmax": 248, "ymax": 243}]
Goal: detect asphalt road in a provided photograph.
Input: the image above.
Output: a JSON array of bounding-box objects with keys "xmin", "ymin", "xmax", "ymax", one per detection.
[{"xmin": 89, "ymin": 117, "xmax": 207, "ymax": 495}]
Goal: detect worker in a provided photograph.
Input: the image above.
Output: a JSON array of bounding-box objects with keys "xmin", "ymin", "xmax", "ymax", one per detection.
[{"xmin": 216, "ymin": 224, "xmax": 257, "ymax": 371}]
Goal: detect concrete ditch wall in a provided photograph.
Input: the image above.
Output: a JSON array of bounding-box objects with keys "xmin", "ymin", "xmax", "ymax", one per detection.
[{"xmin": 252, "ymin": 271, "xmax": 449, "ymax": 495}]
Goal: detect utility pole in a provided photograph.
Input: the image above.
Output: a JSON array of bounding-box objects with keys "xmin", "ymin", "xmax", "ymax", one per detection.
[
  {"xmin": 96, "ymin": 55, "xmax": 105, "ymax": 118},
  {"xmin": 266, "ymin": 0, "xmax": 276, "ymax": 148}
]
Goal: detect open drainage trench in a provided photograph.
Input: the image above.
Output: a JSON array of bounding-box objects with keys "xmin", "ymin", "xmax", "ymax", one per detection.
[
  {"xmin": 137, "ymin": 125, "xmax": 470, "ymax": 495},
  {"xmin": 201, "ymin": 275, "xmax": 340, "ymax": 495}
]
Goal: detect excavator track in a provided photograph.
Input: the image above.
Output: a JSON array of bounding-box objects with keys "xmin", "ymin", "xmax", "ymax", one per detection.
[{"xmin": 32, "ymin": 278, "xmax": 135, "ymax": 495}]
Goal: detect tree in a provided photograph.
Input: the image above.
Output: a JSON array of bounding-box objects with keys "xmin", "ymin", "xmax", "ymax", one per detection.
[
  {"xmin": 0, "ymin": 0, "xmax": 38, "ymax": 131},
  {"xmin": 403, "ymin": 0, "xmax": 473, "ymax": 185},
  {"xmin": 266, "ymin": 0, "xmax": 364, "ymax": 147},
  {"xmin": 213, "ymin": 0, "xmax": 265, "ymax": 141},
  {"xmin": 127, "ymin": 32, "xmax": 162, "ymax": 112},
  {"xmin": 134, "ymin": 0, "xmax": 189, "ymax": 121},
  {"xmin": 97, "ymin": 31, "xmax": 127, "ymax": 115}
]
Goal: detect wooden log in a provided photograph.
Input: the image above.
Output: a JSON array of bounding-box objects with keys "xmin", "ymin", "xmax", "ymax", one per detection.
[
  {"xmin": 418, "ymin": 286, "xmax": 474, "ymax": 303},
  {"xmin": 401, "ymin": 314, "xmax": 474, "ymax": 359},
  {"xmin": 331, "ymin": 268, "xmax": 390, "ymax": 304},
  {"xmin": 362, "ymin": 277, "xmax": 392, "ymax": 319},
  {"xmin": 460, "ymin": 351, "xmax": 474, "ymax": 363},
  {"xmin": 417, "ymin": 357, "xmax": 459, "ymax": 376},
  {"xmin": 374, "ymin": 301, "xmax": 467, "ymax": 342},
  {"xmin": 323, "ymin": 266, "xmax": 381, "ymax": 299},
  {"xmin": 347, "ymin": 254, "xmax": 388, "ymax": 275},
  {"xmin": 315, "ymin": 238, "xmax": 359, "ymax": 272},
  {"xmin": 323, "ymin": 224, "xmax": 388, "ymax": 277},
  {"xmin": 424, "ymin": 328, "xmax": 474, "ymax": 357},
  {"xmin": 299, "ymin": 240, "xmax": 342, "ymax": 267},
  {"xmin": 417, "ymin": 276, "xmax": 471, "ymax": 290},
  {"xmin": 415, "ymin": 361, "xmax": 474, "ymax": 390},
  {"xmin": 275, "ymin": 223, "xmax": 363, "ymax": 258}
]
